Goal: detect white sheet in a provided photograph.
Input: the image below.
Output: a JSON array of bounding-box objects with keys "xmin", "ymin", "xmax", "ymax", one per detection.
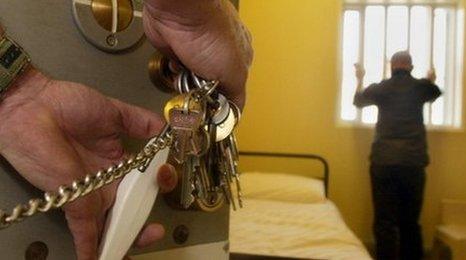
[
  {"xmin": 239, "ymin": 172, "xmax": 326, "ymax": 204},
  {"xmin": 230, "ymin": 199, "xmax": 372, "ymax": 260}
]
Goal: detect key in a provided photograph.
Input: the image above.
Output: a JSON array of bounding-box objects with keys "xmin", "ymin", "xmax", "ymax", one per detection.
[
  {"xmin": 212, "ymin": 94, "xmax": 230, "ymax": 125},
  {"xmin": 218, "ymin": 141, "xmax": 233, "ymax": 183},
  {"xmin": 164, "ymin": 93, "xmax": 203, "ymax": 122},
  {"xmin": 196, "ymin": 156, "xmax": 211, "ymax": 194},
  {"xmin": 224, "ymin": 135, "xmax": 243, "ymax": 208},
  {"xmin": 215, "ymin": 107, "xmax": 236, "ymax": 142},
  {"xmin": 228, "ymin": 133, "xmax": 240, "ymax": 162},
  {"xmin": 169, "ymin": 108, "xmax": 204, "ymax": 163},
  {"xmin": 189, "ymin": 128, "xmax": 208, "ymax": 157},
  {"xmin": 208, "ymin": 136, "xmax": 221, "ymax": 187},
  {"xmin": 222, "ymin": 137, "xmax": 243, "ymax": 208},
  {"xmin": 180, "ymin": 155, "xmax": 196, "ymax": 209},
  {"xmin": 210, "ymin": 94, "xmax": 236, "ymax": 142},
  {"xmin": 217, "ymin": 142, "xmax": 237, "ymax": 210},
  {"xmin": 193, "ymin": 157, "xmax": 225, "ymax": 212}
]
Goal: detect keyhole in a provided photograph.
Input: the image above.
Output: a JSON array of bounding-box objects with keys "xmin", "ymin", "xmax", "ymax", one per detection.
[
  {"xmin": 91, "ymin": 0, "xmax": 134, "ymax": 32},
  {"xmin": 25, "ymin": 241, "xmax": 49, "ymax": 260}
]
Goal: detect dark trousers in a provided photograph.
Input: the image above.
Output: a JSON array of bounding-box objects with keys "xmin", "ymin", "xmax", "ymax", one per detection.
[{"xmin": 370, "ymin": 164, "xmax": 426, "ymax": 260}]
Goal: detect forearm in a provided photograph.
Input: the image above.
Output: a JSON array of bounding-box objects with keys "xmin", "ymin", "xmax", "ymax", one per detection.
[
  {"xmin": 356, "ymin": 78, "xmax": 364, "ymax": 91},
  {"xmin": 353, "ymin": 79, "xmax": 367, "ymax": 108}
]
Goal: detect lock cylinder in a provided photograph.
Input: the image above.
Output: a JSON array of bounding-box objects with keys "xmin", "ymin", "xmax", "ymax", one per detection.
[
  {"xmin": 72, "ymin": 0, "xmax": 144, "ymax": 52},
  {"xmin": 91, "ymin": 0, "xmax": 133, "ymax": 32}
]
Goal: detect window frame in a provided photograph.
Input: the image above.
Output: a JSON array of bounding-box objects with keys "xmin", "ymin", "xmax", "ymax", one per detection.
[{"xmin": 337, "ymin": 1, "xmax": 464, "ymax": 130}]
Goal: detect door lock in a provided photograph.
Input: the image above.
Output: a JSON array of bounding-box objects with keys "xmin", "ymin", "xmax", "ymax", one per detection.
[
  {"xmin": 72, "ymin": 0, "xmax": 144, "ymax": 52},
  {"xmin": 91, "ymin": 0, "xmax": 133, "ymax": 32}
]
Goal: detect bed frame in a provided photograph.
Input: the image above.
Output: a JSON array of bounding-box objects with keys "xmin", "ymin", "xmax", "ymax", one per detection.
[{"xmin": 238, "ymin": 151, "xmax": 330, "ymax": 198}]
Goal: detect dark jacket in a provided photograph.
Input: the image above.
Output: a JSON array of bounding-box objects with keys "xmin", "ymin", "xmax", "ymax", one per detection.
[{"xmin": 353, "ymin": 70, "xmax": 442, "ymax": 166}]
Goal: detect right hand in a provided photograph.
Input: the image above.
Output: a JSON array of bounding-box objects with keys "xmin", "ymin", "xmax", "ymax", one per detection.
[
  {"xmin": 355, "ymin": 63, "xmax": 365, "ymax": 82},
  {"xmin": 143, "ymin": 0, "xmax": 254, "ymax": 108},
  {"xmin": 427, "ymin": 68, "xmax": 436, "ymax": 82},
  {"xmin": 0, "ymin": 68, "xmax": 177, "ymax": 259}
]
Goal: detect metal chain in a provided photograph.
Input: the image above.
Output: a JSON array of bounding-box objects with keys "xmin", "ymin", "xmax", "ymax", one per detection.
[{"xmin": 0, "ymin": 126, "xmax": 173, "ymax": 230}]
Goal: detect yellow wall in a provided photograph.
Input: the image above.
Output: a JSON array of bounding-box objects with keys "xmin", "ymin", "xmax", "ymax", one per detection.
[{"xmin": 238, "ymin": 0, "xmax": 466, "ymax": 248}]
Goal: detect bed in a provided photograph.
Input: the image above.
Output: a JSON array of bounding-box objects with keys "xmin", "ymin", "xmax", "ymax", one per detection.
[{"xmin": 229, "ymin": 152, "xmax": 372, "ymax": 260}]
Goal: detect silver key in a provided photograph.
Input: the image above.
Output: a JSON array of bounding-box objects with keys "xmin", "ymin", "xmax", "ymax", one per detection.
[
  {"xmin": 225, "ymin": 135, "xmax": 243, "ymax": 208},
  {"xmin": 215, "ymin": 108, "xmax": 236, "ymax": 142},
  {"xmin": 212, "ymin": 94, "xmax": 230, "ymax": 125},
  {"xmin": 218, "ymin": 142, "xmax": 237, "ymax": 210},
  {"xmin": 180, "ymin": 156, "xmax": 196, "ymax": 209},
  {"xmin": 211, "ymin": 94, "xmax": 236, "ymax": 142}
]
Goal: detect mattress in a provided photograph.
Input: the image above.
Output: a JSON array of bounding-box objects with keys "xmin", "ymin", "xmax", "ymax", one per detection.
[{"xmin": 230, "ymin": 173, "xmax": 371, "ymax": 260}]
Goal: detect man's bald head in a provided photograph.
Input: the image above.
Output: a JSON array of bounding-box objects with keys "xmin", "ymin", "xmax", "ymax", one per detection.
[{"xmin": 391, "ymin": 51, "xmax": 413, "ymax": 73}]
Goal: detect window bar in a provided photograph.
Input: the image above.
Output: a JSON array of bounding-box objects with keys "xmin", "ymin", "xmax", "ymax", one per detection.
[
  {"xmin": 427, "ymin": 7, "xmax": 435, "ymax": 125},
  {"xmin": 383, "ymin": 6, "xmax": 388, "ymax": 80},
  {"xmin": 407, "ymin": 6, "xmax": 412, "ymax": 52},
  {"xmin": 453, "ymin": 8, "xmax": 463, "ymax": 127},
  {"xmin": 448, "ymin": 9, "xmax": 457, "ymax": 126},
  {"xmin": 356, "ymin": 7, "xmax": 365, "ymax": 122},
  {"xmin": 441, "ymin": 8, "xmax": 452, "ymax": 126}
]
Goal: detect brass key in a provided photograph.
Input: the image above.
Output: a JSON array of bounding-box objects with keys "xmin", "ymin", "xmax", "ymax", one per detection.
[{"xmin": 169, "ymin": 108, "xmax": 204, "ymax": 164}]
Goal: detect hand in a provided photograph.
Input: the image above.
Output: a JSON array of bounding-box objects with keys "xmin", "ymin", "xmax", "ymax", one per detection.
[
  {"xmin": 355, "ymin": 63, "xmax": 365, "ymax": 83},
  {"xmin": 143, "ymin": 0, "xmax": 253, "ymax": 108},
  {"xmin": 0, "ymin": 68, "xmax": 178, "ymax": 260},
  {"xmin": 427, "ymin": 68, "xmax": 436, "ymax": 82}
]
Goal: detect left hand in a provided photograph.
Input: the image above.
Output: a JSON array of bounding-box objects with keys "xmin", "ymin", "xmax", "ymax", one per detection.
[
  {"xmin": 355, "ymin": 63, "xmax": 365, "ymax": 83},
  {"xmin": 0, "ymin": 69, "xmax": 178, "ymax": 259}
]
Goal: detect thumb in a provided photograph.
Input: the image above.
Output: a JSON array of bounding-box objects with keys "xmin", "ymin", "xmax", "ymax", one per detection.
[{"xmin": 110, "ymin": 99, "xmax": 165, "ymax": 139}]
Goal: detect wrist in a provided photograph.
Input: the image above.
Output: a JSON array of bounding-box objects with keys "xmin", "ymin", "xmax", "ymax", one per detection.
[
  {"xmin": 356, "ymin": 81, "xmax": 363, "ymax": 89},
  {"xmin": 0, "ymin": 67, "xmax": 48, "ymax": 119}
]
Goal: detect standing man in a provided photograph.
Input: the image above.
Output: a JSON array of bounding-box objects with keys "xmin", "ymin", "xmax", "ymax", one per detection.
[{"xmin": 353, "ymin": 51, "xmax": 441, "ymax": 260}]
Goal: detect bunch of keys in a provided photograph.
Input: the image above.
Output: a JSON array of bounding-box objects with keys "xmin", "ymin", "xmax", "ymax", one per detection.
[
  {"xmin": 165, "ymin": 70, "xmax": 243, "ymax": 212},
  {"xmin": 0, "ymin": 57, "xmax": 242, "ymax": 260}
]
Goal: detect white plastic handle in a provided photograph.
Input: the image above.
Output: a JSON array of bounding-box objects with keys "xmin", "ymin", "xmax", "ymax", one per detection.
[{"xmin": 98, "ymin": 139, "xmax": 170, "ymax": 260}]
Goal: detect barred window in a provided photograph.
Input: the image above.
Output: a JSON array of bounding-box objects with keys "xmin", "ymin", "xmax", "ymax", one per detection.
[{"xmin": 340, "ymin": 1, "xmax": 464, "ymax": 128}]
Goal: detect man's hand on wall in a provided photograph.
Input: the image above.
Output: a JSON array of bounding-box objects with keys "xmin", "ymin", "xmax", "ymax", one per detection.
[
  {"xmin": 143, "ymin": 0, "xmax": 253, "ymax": 108},
  {"xmin": 0, "ymin": 69, "xmax": 178, "ymax": 260}
]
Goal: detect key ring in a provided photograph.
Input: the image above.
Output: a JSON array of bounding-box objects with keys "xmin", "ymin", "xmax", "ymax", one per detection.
[
  {"xmin": 229, "ymin": 101, "xmax": 242, "ymax": 126},
  {"xmin": 182, "ymin": 71, "xmax": 190, "ymax": 93}
]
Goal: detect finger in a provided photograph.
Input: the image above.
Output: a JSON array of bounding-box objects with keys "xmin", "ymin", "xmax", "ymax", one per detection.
[
  {"xmin": 65, "ymin": 196, "xmax": 101, "ymax": 260},
  {"xmin": 157, "ymin": 164, "xmax": 178, "ymax": 193},
  {"xmin": 110, "ymin": 99, "xmax": 165, "ymax": 139},
  {"xmin": 134, "ymin": 223, "xmax": 166, "ymax": 249}
]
